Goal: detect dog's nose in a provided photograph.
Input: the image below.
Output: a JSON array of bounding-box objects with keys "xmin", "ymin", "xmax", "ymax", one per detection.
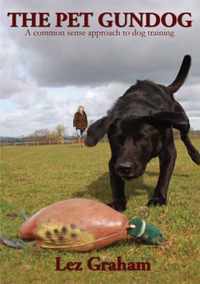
[{"xmin": 117, "ymin": 162, "xmax": 133, "ymax": 174}]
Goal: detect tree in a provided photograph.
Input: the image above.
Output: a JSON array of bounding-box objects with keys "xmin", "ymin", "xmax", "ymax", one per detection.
[
  {"xmin": 56, "ymin": 124, "xmax": 65, "ymax": 137},
  {"xmin": 56, "ymin": 124, "xmax": 65, "ymax": 144}
]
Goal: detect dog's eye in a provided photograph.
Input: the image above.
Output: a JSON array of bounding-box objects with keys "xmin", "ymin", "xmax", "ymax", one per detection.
[{"xmin": 118, "ymin": 135, "xmax": 124, "ymax": 145}]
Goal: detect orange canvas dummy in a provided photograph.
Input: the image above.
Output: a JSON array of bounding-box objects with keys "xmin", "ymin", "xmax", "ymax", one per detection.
[{"xmin": 20, "ymin": 198, "xmax": 128, "ymax": 251}]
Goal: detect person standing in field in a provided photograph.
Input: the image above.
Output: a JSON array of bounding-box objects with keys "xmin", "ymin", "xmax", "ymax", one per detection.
[{"xmin": 73, "ymin": 106, "xmax": 88, "ymax": 145}]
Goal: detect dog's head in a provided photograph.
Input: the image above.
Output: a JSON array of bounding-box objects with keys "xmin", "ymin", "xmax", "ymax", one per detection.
[{"xmin": 109, "ymin": 117, "xmax": 161, "ymax": 179}]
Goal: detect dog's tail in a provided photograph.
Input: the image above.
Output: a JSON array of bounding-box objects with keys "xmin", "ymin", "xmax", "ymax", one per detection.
[
  {"xmin": 181, "ymin": 133, "xmax": 200, "ymax": 165},
  {"xmin": 167, "ymin": 55, "xmax": 191, "ymax": 94}
]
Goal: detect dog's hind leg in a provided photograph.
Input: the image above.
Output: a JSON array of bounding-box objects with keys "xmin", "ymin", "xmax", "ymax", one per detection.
[
  {"xmin": 148, "ymin": 128, "xmax": 177, "ymax": 206},
  {"xmin": 181, "ymin": 133, "xmax": 200, "ymax": 165}
]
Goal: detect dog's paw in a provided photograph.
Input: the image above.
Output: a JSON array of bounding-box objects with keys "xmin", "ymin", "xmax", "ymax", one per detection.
[
  {"xmin": 107, "ymin": 201, "xmax": 127, "ymax": 212},
  {"xmin": 147, "ymin": 196, "xmax": 167, "ymax": 207}
]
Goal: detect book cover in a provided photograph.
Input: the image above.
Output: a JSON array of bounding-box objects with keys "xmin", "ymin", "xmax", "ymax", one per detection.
[{"xmin": 1, "ymin": 1, "xmax": 199, "ymax": 283}]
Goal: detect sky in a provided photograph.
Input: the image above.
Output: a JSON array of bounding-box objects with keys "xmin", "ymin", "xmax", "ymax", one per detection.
[{"xmin": 0, "ymin": 0, "xmax": 199, "ymax": 137}]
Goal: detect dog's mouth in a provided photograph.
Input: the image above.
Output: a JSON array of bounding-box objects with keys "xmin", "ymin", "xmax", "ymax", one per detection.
[{"xmin": 119, "ymin": 172, "xmax": 141, "ymax": 180}]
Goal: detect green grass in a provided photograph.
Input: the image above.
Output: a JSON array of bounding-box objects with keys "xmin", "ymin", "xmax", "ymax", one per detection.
[{"xmin": 0, "ymin": 139, "xmax": 200, "ymax": 284}]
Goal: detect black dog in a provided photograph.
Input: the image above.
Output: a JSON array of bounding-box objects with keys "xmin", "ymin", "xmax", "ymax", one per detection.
[{"xmin": 85, "ymin": 55, "xmax": 200, "ymax": 211}]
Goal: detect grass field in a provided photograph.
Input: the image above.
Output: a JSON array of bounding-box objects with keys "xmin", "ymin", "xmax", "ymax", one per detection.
[{"xmin": 1, "ymin": 139, "xmax": 200, "ymax": 284}]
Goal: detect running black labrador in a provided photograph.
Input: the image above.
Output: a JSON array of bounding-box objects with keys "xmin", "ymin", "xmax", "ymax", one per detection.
[{"xmin": 85, "ymin": 55, "xmax": 200, "ymax": 211}]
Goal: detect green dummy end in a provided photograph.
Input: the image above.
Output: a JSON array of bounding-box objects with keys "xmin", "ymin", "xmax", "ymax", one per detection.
[{"xmin": 127, "ymin": 217, "xmax": 165, "ymax": 245}]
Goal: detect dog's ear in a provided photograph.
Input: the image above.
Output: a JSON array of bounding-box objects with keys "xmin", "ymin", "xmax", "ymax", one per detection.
[
  {"xmin": 85, "ymin": 116, "xmax": 110, "ymax": 146},
  {"xmin": 152, "ymin": 111, "xmax": 190, "ymax": 133}
]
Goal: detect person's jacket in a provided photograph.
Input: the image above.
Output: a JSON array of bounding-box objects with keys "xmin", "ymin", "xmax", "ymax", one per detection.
[{"xmin": 73, "ymin": 111, "xmax": 88, "ymax": 130}]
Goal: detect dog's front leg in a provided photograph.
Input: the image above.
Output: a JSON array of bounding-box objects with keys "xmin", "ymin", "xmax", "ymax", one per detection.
[
  {"xmin": 108, "ymin": 159, "xmax": 126, "ymax": 211},
  {"xmin": 148, "ymin": 129, "xmax": 177, "ymax": 206}
]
